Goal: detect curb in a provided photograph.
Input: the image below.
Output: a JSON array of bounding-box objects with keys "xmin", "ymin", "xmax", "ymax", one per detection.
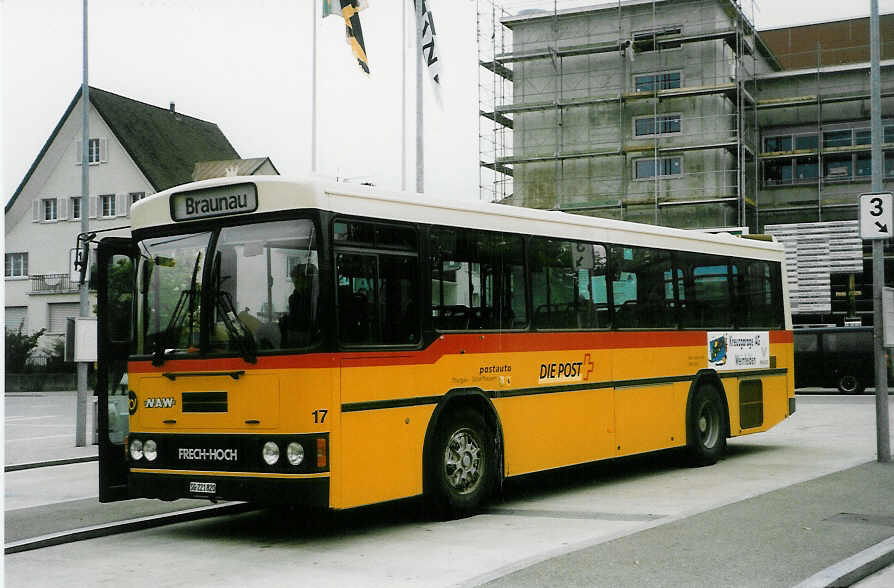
[
  {"xmin": 4, "ymin": 502, "xmax": 253, "ymax": 554},
  {"xmin": 793, "ymin": 536, "xmax": 894, "ymax": 588},
  {"xmin": 5, "ymin": 456, "xmax": 98, "ymax": 472}
]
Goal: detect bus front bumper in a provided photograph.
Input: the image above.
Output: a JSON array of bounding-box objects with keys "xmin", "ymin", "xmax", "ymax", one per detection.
[{"xmin": 129, "ymin": 470, "xmax": 330, "ymax": 506}]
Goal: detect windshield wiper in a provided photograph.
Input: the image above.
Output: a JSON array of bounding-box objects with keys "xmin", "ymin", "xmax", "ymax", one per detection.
[{"xmin": 215, "ymin": 291, "xmax": 257, "ymax": 363}]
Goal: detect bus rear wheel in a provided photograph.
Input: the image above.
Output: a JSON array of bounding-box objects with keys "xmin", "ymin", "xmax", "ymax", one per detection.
[
  {"xmin": 686, "ymin": 385, "xmax": 727, "ymax": 467},
  {"xmin": 837, "ymin": 374, "xmax": 864, "ymax": 395},
  {"xmin": 428, "ymin": 409, "xmax": 495, "ymax": 519}
]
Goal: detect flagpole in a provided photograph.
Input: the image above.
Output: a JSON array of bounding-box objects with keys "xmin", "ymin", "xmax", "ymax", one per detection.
[
  {"xmin": 402, "ymin": 1, "xmax": 407, "ymax": 191},
  {"xmin": 311, "ymin": 0, "xmax": 318, "ymax": 175},
  {"xmin": 76, "ymin": 0, "xmax": 89, "ymax": 447},
  {"xmin": 415, "ymin": 1, "xmax": 424, "ymax": 193}
]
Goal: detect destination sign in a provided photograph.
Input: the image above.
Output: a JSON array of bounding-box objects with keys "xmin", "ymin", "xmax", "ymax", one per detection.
[{"xmin": 171, "ymin": 183, "xmax": 258, "ymax": 222}]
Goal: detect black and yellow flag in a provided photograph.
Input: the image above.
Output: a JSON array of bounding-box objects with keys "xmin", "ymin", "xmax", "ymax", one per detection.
[{"xmin": 340, "ymin": 0, "xmax": 369, "ymax": 75}]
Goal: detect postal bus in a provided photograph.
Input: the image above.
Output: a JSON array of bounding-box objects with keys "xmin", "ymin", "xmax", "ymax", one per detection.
[{"xmin": 90, "ymin": 176, "xmax": 795, "ymax": 518}]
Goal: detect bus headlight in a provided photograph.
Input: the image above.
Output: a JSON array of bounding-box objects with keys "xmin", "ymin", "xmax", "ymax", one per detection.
[
  {"xmin": 129, "ymin": 438, "xmax": 143, "ymax": 461},
  {"xmin": 286, "ymin": 442, "xmax": 305, "ymax": 466},
  {"xmin": 143, "ymin": 439, "xmax": 158, "ymax": 462},
  {"xmin": 262, "ymin": 441, "xmax": 280, "ymax": 465}
]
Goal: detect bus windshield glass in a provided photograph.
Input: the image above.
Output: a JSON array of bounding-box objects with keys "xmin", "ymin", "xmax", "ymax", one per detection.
[
  {"xmin": 210, "ymin": 219, "xmax": 319, "ymax": 353},
  {"xmin": 135, "ymin": 219, "xmax": 319, "ymax": 358},
  {"xmin": 138, "ymin": 232, "xmax": 211, "ymax": 356}
]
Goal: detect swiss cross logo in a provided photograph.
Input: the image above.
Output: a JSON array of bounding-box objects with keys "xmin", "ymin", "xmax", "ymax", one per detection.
[{"xmin": 583, "ymin": 353, "xmax": 595, "ymax": 380}]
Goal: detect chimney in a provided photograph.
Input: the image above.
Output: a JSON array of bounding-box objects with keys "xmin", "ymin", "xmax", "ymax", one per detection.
[{"xmin": 169, "ymin": 102, "xmax": 175, "ymax": 113}]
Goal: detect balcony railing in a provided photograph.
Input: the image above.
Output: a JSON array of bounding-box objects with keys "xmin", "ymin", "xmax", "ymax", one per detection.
[{"xmin": 29, "ymin": 273, "xmax": 80, "ymax": 294}]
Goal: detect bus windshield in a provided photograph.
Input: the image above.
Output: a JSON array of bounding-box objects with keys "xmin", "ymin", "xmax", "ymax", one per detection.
[{"xmin": 135, "ymin": 219, "xmax": 319, "ymax": 358}]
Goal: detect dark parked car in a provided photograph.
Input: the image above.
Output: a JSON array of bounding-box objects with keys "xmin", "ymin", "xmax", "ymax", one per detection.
[{"xmin": 794, "ymin": 327, "xmax": 874, "ymax": 394}]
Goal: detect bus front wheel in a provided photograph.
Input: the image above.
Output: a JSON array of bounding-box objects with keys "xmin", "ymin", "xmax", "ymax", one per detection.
[
  {"xmin": 686, "ymin": 385, "xmax": 727, "ymax": 467},
  {"xmin": 428, "ymin": 409, "xmax": 495, "ymax": 519}
]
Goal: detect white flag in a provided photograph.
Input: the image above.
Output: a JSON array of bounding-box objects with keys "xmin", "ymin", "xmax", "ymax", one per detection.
[{"xmin": 413, "ymin": 0, "xmax": 442, "ymax": 102}]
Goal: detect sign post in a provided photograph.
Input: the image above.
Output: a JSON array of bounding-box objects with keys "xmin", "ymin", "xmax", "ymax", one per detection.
[{"xmin": 860, "ymin": 191, "xmax": 892, "ymax": 463}]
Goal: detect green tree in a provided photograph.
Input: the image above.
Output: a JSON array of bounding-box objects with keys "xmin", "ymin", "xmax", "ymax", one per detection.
[{"xmin": 5, "ymin": 324, "xmax": 46, "ymax": 373}]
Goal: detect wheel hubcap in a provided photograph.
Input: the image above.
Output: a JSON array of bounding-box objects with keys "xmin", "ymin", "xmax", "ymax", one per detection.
[
  {"xmin": 698, "ymin": 401, "xmax": 720, "ymax": 448},
  {"xmin": 444, "ymin": 428, "xmax": 482, "ymax": 494}
]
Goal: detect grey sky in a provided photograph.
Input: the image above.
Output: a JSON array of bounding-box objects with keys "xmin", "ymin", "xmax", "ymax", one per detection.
[{"xmin": 2, "ymin": 0, "xmax": 892, "ymax": 205}]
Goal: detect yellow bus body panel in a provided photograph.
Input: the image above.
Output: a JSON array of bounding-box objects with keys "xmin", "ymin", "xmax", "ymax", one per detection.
[{"xmin": 128, "ymin": 334, "xmax": 794, "ymax": 510}]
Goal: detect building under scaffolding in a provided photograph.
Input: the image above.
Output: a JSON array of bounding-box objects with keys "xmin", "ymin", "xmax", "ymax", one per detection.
[{"xmin": 477, "ymin": 0, "xmax": 894, "ymax": 234}]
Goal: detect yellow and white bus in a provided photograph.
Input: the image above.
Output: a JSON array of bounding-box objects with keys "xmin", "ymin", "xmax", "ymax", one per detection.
[{"xmin": 92, "ymin": 176, "xmax": 794, "ymax": 518}]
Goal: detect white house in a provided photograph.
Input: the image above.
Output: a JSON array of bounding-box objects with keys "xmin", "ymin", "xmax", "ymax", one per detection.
[{"xmin": 4, "ymin": 86, "xmax": 275, "ymax": 349}]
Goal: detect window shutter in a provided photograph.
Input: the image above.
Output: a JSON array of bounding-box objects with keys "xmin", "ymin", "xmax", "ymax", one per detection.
[
  {"xmin": 123, "ymin": 194, "xmax": 133, "ymax": 217},
  {"xmin": 116, "ymin": 193, "xmax": 127, "ymax": 217},
  {"xmin": 48, "ymin": 303, "xmax": 81, "ymax": 333},
  {"xmin": 58, "ymin": 197, "xmax": 68, "ymax": 220},
  {"xmin": 89, "ymin": 196, "xmax": 98, "ymax": 219},
  {"xmin": 32, "ymin": 201, "xmax": 40, "ymax": 222},
  {"xmin": 100, "ymin": 138, "xmax": 108, "ymax": 163}
]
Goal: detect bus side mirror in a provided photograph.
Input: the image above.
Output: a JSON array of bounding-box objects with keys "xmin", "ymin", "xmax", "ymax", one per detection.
[{"xmin": 75, "ymin": 232, "xmax": 94, "ymax": 285}]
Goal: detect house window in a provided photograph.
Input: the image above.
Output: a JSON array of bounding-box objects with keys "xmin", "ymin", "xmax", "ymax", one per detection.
[
  {"xmin": 634, "ymin": 114, "xmax": 681, "ymax": 137},
  {"xmin": 823, "ymin": 130, "xmax": 852, "ymax": 148},
  {"xmin": 764, "ymin": 160, "xmax": 793, "ymax": 185},
  {"xmin": 795, "ymin": 134, "xmax": 818, "ymax": 150},
  {"xmin": 824, "ymin": 154, "xmax": 853, "ymax": 180},
  {"xmin": 634, "ymin": 71, "xmax": 681, "ymax": 92},
  {"xmin": 42, "ymin": 198, "xmax": 57, "ymax": 221},
  {"xmin": 88, "ymin": 138, "xmax": 101, "ymax": 164},
  {"xmin": 5, "ymin": 253, "xmax": 28, "ymax": 278},
  {"xmin": 635, "ymin": 157, "xmax": 682, "ymax": 179},
  {"xmin": 855, "ymin": 128, "xmax": 871, "ymax": 145},
  {"xmin": 101, "ymin": 194, "xmax": 116, "ymax": 217},
  {"xmin": 795, "ymin": 156, "xmax": 819, "ymax": 181},
  {"xmin": 129, "ymin": 192, "xmax": 146, "ymax": 209},
  {"xmin": 632, "ymin": 26, "xmax": 683, "ymax": 52},
  {"xmin": 763, "ymin": 136, "xmax": 792, "ymax": 152},
  {"xmin": 70, "ymin": 197, "xmax": 81, "ymax": 220},
  {"xmin": 856, "ymin": 153, "xmax": 872, "ymax": 177}
]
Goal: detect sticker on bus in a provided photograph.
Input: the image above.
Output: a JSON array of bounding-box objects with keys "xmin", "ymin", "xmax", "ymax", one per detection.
[{"xmin": 707, "ymin": 332, "xmax": 769, "ymax": 371}]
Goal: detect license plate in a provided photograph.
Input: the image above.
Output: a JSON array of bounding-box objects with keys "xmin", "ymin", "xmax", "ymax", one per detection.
[{"xmin": 189, "ymin": 482, "xmax": 216, "ymax": 494}]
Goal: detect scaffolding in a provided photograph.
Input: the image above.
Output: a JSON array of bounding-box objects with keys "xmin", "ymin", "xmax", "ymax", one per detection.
[{"xmin": 476, "ymin": 0, "xmax": 894, "ymax": 232}]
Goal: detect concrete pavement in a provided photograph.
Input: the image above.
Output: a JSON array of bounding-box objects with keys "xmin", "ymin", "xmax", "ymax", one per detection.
[
  {"xmin": 479, "ymin": 461, "xmax": 894, "ymax": 588},
  {"xmin": 5, "ymin": 390, "xmax": 894, "ymax": 587}
]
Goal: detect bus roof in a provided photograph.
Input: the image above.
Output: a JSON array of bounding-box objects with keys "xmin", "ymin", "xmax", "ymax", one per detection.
[{"xmin": 130, "ymin": 175, "xmax": 784, "ymax": 261}]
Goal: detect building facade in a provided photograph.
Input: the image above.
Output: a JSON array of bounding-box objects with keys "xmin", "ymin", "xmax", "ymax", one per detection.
[
  {"xmin": 4, "ymin": 87, "xmax": 274, "ymax": 347},
  {"xmin": 478, "ymin": 0, "xmax": 893, "ymax": 231}
]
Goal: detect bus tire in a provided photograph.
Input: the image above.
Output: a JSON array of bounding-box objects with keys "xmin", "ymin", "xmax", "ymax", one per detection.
[
  {"xmin": 837, "ymin": 374, "xmax": 864, "ymax": 395},
  {"xmin": 427, "ymin": 409, "xmax": 495, "ymax": 519},
  {"xmin": 686, "ymin": 384, "xmax": 727, "ymax": 467}
]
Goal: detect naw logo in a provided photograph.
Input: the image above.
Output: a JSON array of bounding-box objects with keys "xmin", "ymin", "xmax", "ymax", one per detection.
[{"xmin": 144, "ymin": 397, "xmax": 176, "ymax": 409}]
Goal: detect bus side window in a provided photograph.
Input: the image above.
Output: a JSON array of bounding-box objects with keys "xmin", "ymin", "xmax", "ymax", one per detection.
[
  {"xmin": 610, "ymin": 245, "xmax": 674, "ymax": 329},
  {"xmin": 431, "ymin": 227, "xmax": 525, "ymax": 332},
  {"xmin": 335, "ymin": 225, "xmax": 419, "ymax": 346}
]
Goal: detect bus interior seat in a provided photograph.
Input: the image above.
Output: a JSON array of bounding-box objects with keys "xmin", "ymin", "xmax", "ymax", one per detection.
[{"xmin": 434, "ymin": 305, "xmax": 469, "ymax": 330}]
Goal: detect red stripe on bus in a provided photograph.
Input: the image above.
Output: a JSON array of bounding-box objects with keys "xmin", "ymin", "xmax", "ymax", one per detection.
[{"xmin": 128, "ymin": 330, "xmax": 792, "ymax": 374}]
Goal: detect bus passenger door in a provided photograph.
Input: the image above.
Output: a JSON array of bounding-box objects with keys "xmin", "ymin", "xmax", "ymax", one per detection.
[{"xmin": 96, "ymin": 237, "xmax": 136, "ymax": 502}]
